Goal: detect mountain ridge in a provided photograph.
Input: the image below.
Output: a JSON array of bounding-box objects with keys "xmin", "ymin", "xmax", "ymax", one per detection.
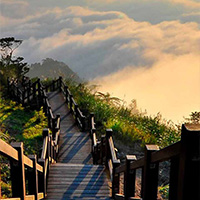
[{"xmin": 27, "ymin": 58, "xmax": 82, "ymax": 83}]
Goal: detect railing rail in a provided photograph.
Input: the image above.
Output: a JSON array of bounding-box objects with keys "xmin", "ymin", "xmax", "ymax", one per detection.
[
  {"xmin": 0, "ymin": 140, "xmax": 44, "ymax": 200},
  {"xmin": 4, "ymin": 77, "xmax": 63, "ymax": 200},
  {"xmin": 89, "ymin": 113, "xmax": 200, "ymax": 200},
  {"xmin": 60, "ymin": 78, "xmax": 86, "ymax": 131},
  {"xmin": 6, "ymin": 76, "xmax": 200, "ymax": 200}
]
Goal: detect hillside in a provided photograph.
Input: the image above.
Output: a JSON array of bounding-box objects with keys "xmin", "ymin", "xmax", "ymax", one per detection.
[{"xmin": 28, "ymin": 58, "xmax": 82, "ymax": 83}]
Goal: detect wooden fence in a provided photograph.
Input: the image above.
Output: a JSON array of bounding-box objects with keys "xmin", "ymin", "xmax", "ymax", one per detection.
[
  {"xmin": 7, "ymin": 77, "xmax": 86, "ymax": 131},
  {"xmin": 89, "ymin": 114, "xmax": 200, "ymax": 200},
  {"xmin": 0, "ymin": 77, "xmax": 62, "ymax": 199},
  {"xmin": 1, "ymin": 76, "xmax": 86, "ymax": 199},
  {"xmin": 0, "ymin": 127, "xmax": 60, "ymax": 200},
  {"xmin": 4, "ymin": 76, "xmax": 200, "ymax": 200}
]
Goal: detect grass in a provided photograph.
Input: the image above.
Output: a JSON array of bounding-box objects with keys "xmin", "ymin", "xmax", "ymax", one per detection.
[
  {"xmin": 0, "ymin": 98, "xmax": 47, "ymax": 155},
  {"xmin": 0, "ymin": 96, "xmax": 47, "ymax": 198},
  {"xmin": 66, "ymin": 81, "xmax": 181, "ymax": 148},
  {"xmin": 158, "ymin": 184, "xmax": 169, "ymax": 199}
]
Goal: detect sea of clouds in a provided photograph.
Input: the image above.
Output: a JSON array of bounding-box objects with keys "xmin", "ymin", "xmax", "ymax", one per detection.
[{"xmin": 1, "ymin": 0, "xmax": 200, "ymax": 122}]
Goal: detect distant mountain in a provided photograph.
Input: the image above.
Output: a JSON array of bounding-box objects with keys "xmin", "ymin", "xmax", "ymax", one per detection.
[{"xmin": 27, "ymin": 58, "xmax": 82, "ymax": 83}]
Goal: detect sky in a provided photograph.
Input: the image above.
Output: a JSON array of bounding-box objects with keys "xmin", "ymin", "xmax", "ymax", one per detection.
[{"xmin": 0, "ymin": 0, "xmax": 200, "ymax": 123}]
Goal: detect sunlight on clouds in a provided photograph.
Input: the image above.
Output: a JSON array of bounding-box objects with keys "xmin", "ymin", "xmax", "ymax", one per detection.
[
  {"xmin": 94, "ymin": 54, "xmax": 200, "ymax": 123},
  {"xmin": 169, "ymin": 0, "xmax": 200, "ymax": 8},
  {"xmin": 86, "ymin": 0, "xmax": 200, "ymax": 8},
  {"xmin": 1, "ymin": 5, "xmax": 199, "ymax": 122}
]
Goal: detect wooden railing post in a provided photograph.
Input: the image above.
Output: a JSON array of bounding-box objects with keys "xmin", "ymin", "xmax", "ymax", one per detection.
[
  {"xmin": 43, "ymin": 95, "xmax": 48, "ymax": 115},
  {"xmin": 10, "ymin": 142, "xmax": 26, "ymax": 200},
  {"xmin": 64, "ymin": 86, "xmax": 69, "ymax": 104},
  {"xmin": 92, "ymin": 128, "xmax": 97, "ymax": 164},
  {"xmin": 52, "ymin": 117, "xmax": 56, "ymax": 139},
  {"xmin": 69, "ymin": 94, "xmax": 73, "ymax": 112},
  {"xmin": 97, "ymin": 141, "xmax": 101, "ymax": 164},
  {"xmin": 90, "ymin": 113, "xmax": 95, "ymax": 137},
  {"xmin": 106, "ymin": 129, "xmax": 120, "ymax": 198},
  {"xmin": 59, "ymin": 76, "xmax": 62, "ymax": 91},
  {"xmin": 177, "ymin": 124, "xmax": 200, "ymax": 200},
  {"xmin": 52, "ymin": 80, "xmax": 55, "ymax": 91},
  {"xmin": 75, "ymin": 104, "xmax": 78, "ymax": 124},
  {"xmin": 106, "ymin": 129, "xmax": 112, "ymax": 166},
  {"xmin": 100, "ymin": 135, "xmax": 106, "ymax": 164},
  {"xmin": 38, "ymin": 158, "xmax": 46, "ymax": 197},
  {"xmin": 47, "ymin": 106, "xmax": 51, "ymax": 128},
  {"xmin": 142, "ymin": 145, "xmax": 159, "ymax": 200},
  {"xmin": 81, "ymin": 116, "xmax": 86, "ymax": 131},
  {"xmin": 112, "ymin": 161, "xmax": 120, "ymax": 198},
  {"xmin": 124, "ymin": 155, "xmax": 137, "ymax": 199},
  {"xmin": 28, "ymin": 155, "xmax": 38, "ymax": 200},
  {"xmin": 169, "ymin": 156, "xmax": 179, "ymax": 200},
  {"xmin": 43, "ymin": 129, "xmax": 50, "ymax": 174}
]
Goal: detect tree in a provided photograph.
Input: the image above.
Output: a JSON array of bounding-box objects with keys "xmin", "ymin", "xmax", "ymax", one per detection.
[
  {"xmin": 0, "ymin": 37, "xmax": 29, "ymax": 85},
  {"xmin": 185, "ymin": 111, "xmax": 200, "ymax": 124}
]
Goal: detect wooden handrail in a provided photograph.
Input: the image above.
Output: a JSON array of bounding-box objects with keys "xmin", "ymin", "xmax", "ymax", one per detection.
[
  {"xmin": 129, "ymin": 157, "xmax": 144, "ymax": 170},
  {"xmin": 5, "ymin": 77, "xmax": 64, "ymax": 200},
  {"xmin": 108, "ymin": 136, "xmax": 120, "ymax": 163},
  {"xmin": 115, "ymin": 164, "xmax": 126, "ymax": 174},
  {"xmin": 59, "ymin": 78, "xmax": 86, "ymax": 131},
  {"xmin": 41, "ymin": 137, "xmax": 48, "ymax": 160},
  {"xmin": 0, "ymin": 139, "xmax": 19, "ymax": 161},
  {"xmin": 89, "ymin": 110, "xmax": 200, "ymax": 200},
  {"xmin": 36, "ymin": 163, "xmax": 43, "ymax": 173},
  {"xmin": 23, "ymin": 155, "xmax": 33, "ymax": 168},
  {"xmin": 151, "ymin": 141, "xmax": 181, "ymax": 163}
]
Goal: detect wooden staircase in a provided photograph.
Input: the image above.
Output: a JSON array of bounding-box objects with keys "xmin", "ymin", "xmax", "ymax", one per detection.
[
  {"xmin": 45, "ymin": 91, "xmax": 111, "ymax": 199},
  {"xmin": 4, "ymin": 77, "xmax": 200, "ymax": 200},
  {"xmin": 47, "ymin": 164, "xmax": 110, "ymax": 200}
]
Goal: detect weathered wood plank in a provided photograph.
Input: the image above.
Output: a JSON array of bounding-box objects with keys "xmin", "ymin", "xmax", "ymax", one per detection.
[
  {"xmin": 46, "ymin": 92, "xmax": 110, "ymax": 199},
  {"xmin": 23, "ymin": 155, "xmax": 33, "ymax": 168},
  {"xmin": 0, "ymin": 139, "xmax": 19, "ymax": 161}
]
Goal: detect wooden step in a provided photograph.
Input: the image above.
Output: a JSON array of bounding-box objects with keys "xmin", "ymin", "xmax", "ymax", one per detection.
[
  {"xmin": 46, "ymin": 163, "xmax": 111, "ymax": 200},
  {"xmin": 47, "ymin": 91, "xmax": 92, "ymax": 164}
]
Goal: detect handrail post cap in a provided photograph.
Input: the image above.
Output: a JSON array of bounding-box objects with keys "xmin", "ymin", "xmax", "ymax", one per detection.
[
  {"xmin": 90, "ymin": 113, "xmax": 95, "ymax": 117},
  {"xmin": 43, "ymin": 129, "xmax": 49, "ymax": 138},
  {"xmin": 11, "ymin": 142, "xmax": 23, "ymax": 148},
  {"xmin": 145, "ymin": 144, "xmax": 159, "ymax": 151},
  {"xmin": 38, "ymin": 158, "xmax": 45, "ymax": 163},
  {"xmin": 126, "ymin": 155, "xmax": 137, "ymax": 161},
  {"xmin": 28, "ymin": 154, "xmax": 37, "ymax": 160},
  {"xmin": 106, "ymin": 129, "xmax": 113, "ymax": 137},
  {"xmin": 92, "ymin": 128, "xmax": 96, "ymax": 133},
  {"xmin": 182, "ymin": 123, "xmax": 200, "ymax": 133}
]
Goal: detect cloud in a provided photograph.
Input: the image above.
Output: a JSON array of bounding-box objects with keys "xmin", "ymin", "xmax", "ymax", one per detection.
[
  {"xmin": 0, "ymin": 0, "xmax": 29, "ymax": 19},
  {"xmin": 169, "ymin": 0, "xmax": 200, "ymax": 8},
  {"xmin": 9, "ymin": 7, "xmax": 199, "ymax": 80},
  {"xmin": 93, "ymin": 54, "xmax": 200, "ymax": 123},
  {"xmin": 1, "ymin": 5, "xmax": 199, "ymax": 122},
  {"xmin": 181, "ymin": 11, "xmax": 200, "ymax": 24},
  {"xmin": 87, "ymin": 0, "xmax": 200, "ymax": 8}
]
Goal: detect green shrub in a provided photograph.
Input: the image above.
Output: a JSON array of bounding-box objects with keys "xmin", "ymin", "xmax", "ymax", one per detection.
[
  {"xmin": 66, "ymin": 81, "xmax": 181, "ymax": 148},
  {"xmin": 0, "ymin": 97, "xmax": 47, "ymax": 197}
]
